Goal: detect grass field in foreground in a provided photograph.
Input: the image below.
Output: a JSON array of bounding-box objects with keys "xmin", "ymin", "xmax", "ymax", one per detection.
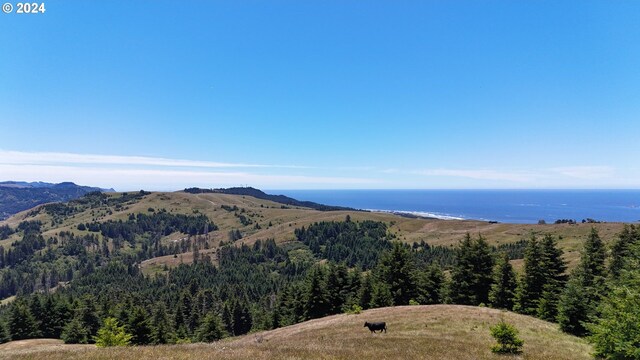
[{"xmin": 0, "ymin": 305, "xmax": 592, "ymax": 360}]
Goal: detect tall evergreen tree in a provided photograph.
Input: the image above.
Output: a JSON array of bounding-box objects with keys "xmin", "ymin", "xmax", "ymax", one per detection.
[
  {"xmin": 28, "ymin": 296, "xmax": 44, "ymax": 332},
  {"xmin": 221, "ymin": 302, "xmax": 234, "ymax": 336},
  {"xmin": 231, "ymin": 301, "xmax": 252, "ymax": 336},
  {"xmin": 358, "ymin": 274, "xmax": 374, "ymax": 309},
  {"xmin": 370, "ymin": 282, "xmax": 393, "ymax": 308},
  {"xmin": 450, "ymin": 234, "xmax": 495, "ymax": 305},
  {"xmin": 0, "ymin": 321, "xmax": 9, "ymax": 344},
  {"xmin": 471, "ymin": 235, "xmax": 495, "ymax": 305},
  {"xmin": 79, "ymin": 295, "xmax": 101, "ymax": 340},
  {"xmin": 375, "ymin": 242, "xmax": 417, "ymax": 305},
  {"xmin": 344, "ymin": 267, "xmax": 363, "ymax": 308},
  {"xmin": 304, "ymin": 266, "xmax": 330, "ymax": 319},
  {"xmin": 326, "ymin": 262, "xmax": 350, "ymax": 314},
  {"xmin": 536, "ymin": 234, "xmax": 567, "ymax": 320},
  {"xmin": 271, "ymin": 303, "xmax": 282, "ymax": 329},
  {"xmin": 149, "ymin": 303, "xmax": 174, "ymax": 344},
  {"xmin": 175, "ymin": 290, "xmax": 194, "ymax": 336},
  {"xmin": 127, "ymin": 306, "xmax": 152, "ymax": 345},
  {"xmin": 195, "ymin": 312, "xmax": 225, "ymax": 342},
  {"xmin": 61, "ymin": 316, "xmax": 89, "ymax": 344},
  {"xmin": 40, "ymin": 296, "xmax": 65, "ymax": 338},
  {"xmin": 609, "ymin": 225, "xmax": 639, "ymax": 279},
  {"xmin": 9, "ymin": 302, "xmax": 40, "ymax": 340},
  {"xmin": 489, "ymin": 253, "xmax": 518, "ymax": 310},
  {"xmin": 589, "ymin": 243, "xmax": 640, "ymax": 358},
  {"xmin": 557, "ymin": 228, "xmax": 607, "ymax": 335},
  {"xmin": 415, "ymin": 264, "xmax": 444, "ymax": 305},
  {"xmin": 515, "ymin": 235, "xmax": 545, "ymax": 315}
]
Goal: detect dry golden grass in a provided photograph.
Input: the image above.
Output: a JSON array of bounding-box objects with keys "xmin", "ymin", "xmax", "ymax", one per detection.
[{"xmin": 0, "ymin": 305, "xmax": 592, "ymax": 360}]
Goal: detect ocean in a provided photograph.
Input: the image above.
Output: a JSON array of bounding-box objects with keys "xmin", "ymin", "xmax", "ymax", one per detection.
[{"xmin": 272, "ymin": 190, "xmax": 640, "ymax": 224}]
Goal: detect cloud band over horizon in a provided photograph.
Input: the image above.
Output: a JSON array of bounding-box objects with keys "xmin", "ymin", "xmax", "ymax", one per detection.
[{"xmin": 0, "ymin": 150, "xmax": 636, "ymax": 191}]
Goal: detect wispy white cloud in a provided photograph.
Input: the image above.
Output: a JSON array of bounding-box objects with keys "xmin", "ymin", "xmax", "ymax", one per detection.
[
  {"xmin": 0, "ymin": 150, "xmax": 309, "ymax": 169},
  {"xmin": 551, "ymin": 166, "xmax": 614, "ymax": 179},
  {"xmin": 0, "ymin": 150, "xmax": 634, "ymax": 189},
  {"xmin": 415, "ymin": 169, "xmax": 537, "ymax": 182},
  {"xmin": 0, "ymin": 164, "xmax": 379, "ymax": 191}
]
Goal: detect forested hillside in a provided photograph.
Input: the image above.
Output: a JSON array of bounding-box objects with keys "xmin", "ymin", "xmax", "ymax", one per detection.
[
  {"xmin": 0, "ymin": 191, "xmax": 637, "ymax": 359},
  {"xmin": 0, "ymin": 182, "xmax": 113, "ymax": 220}
]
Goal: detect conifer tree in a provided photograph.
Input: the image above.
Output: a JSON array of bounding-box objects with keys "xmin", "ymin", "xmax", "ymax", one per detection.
[
  {"xmin": 375, "ymin": 242, "xmax": 417, "ymax": 305},
  {"xmin": 127, "ymin": 306, "xmax": 152, "ymax": 345},
  {"xmin": 221, "ymin": 301, "xmax": 234, "ymax": 335},
  {"xmin": 232, "ymin": 301, "xmax": 252, "ymax": 336},
  {"xmin": 28, "ymin": 296, "xmax": 44, "ymax": 332},
  {"xmin": 9, "ymin": 302, "xmax": 40, "ymax": 340},
  {"xmin": 0, "ymin": 321, "xmax": 9, "ymax": 344},
  {"xmin": 450, "ymin": 234, "xmax": 495, "ymax": 305},
  {"xmin": 175, "ymin": 290, "xmax": 193, "ymax": 336},
  {"xmin": 195, "ymin": 312, "xmax": 226, "ymax": 342},
  {"xmin": 94, "ymin": 317, "xmax": 132, "ymax": 347},
  {"xmin": 537, "ymin": 234, "xmax": 567, "ymax": 320},
  {"xmin": 343, "ymin": 267, "xmax": 363, "ymax": 309},
  {"xmin": 61, "ymin": 316, "xmax": 89, "ymax": 344},
  {"xmin": 557, "ymin": 228, "xmax": 607, "ymax": 335},
  {"xmin": 149, "ymin": 303, "xmax": 174, "ymax": 344},
  {"xmin": 489, "ymin": 253, "xmax": 518, "ymax": 310},
  {"xmin": 271, "ymin": 303, "xmax": 282, "ymax": 329},
  {"xmin": 304, "ymin": 266, "xmax": 330, "ymax": 319},
  {"xmin": 589, "ymin": 243, "xmax": 640, "ymax": 358},
  {"xmin": 471, "ymin": 235, "xmax": 495, "ymax": 305},
  {"xmin": 79, "ymin": 295, "xmax": 101, "ymax": 340},
  {"xmin": 370, "ymin": 282, "xmax": 393, "ymax": 308},
  {"xmin": 608, "ymin": 225, "xmax": 639, "ymax": 279},
  {"xmin": 515, "ymin": 235, "xmax": 545, "ymax": 314},
  {"xmin": 415, "ymin": 264, "xmax": 444, "ymax": 305},
  {"xmin": 40, "ymin": 296, "xmax": 63, "ymax": 339},
  {"xmin": 326, "ymin": 262, "xmax": 350, "ymax": 314},
  {"xmin": 358, "ymin": 274, "xmax": 374, "ymax": 309}
]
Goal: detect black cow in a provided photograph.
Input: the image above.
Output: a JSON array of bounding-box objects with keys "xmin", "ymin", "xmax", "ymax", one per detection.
[{"xmin": 364, "ymin": 321, "xmax": 387, "ymax": 333}]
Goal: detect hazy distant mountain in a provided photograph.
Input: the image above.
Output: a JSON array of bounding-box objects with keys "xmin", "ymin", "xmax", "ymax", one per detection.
[{"xmin": 0, "ymin": 181, "xmax": 114, "ymax": 220}]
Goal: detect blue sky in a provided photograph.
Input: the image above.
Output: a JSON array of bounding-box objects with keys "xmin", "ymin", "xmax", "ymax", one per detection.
[{"xmin": 1, "ymin": 1, "xmax": 639, "ymax": 190}]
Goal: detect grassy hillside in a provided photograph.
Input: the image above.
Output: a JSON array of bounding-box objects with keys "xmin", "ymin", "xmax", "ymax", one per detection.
[
  {"xmin": 0, "ymin": 190, "xmax": 627, "ymax": 273},
  {"xmin": 0, "ymin": 305, "xmax": 592, "ymax": 360}
]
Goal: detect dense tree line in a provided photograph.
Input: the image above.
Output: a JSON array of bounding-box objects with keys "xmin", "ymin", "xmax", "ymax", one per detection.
[
  {"xmin": 85, "ymin": 211, "xmax": 217, "ymax": 241},
  {"xmin": 295, "ymin": 219, "xmax": 394, "ymax": 269},
  {"xmin": 0, "ymin": 211, "xmax": 217, "ymax": 299},
  {"xmin": 0, "ymin": 215, "xmax": 638, "ymax": 359}
]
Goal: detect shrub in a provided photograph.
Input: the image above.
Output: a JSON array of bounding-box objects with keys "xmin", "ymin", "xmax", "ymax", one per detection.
[
  {"xmin": 344, "ymin": 304, "xmax": 363, "ymax": 315},
  {"xmin": 94, "ymin": 317, "xmax": 132, "ymax": 347},
  {"xmin": 490, "ymin": 320, "xmax": 524, "ymax": 354}
]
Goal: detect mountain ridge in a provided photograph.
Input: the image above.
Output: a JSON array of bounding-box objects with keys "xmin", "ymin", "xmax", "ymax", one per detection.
[
  {"xmin": 0, "ymin": 181, "xmax": 114, "ymax": 220},
  {"xmin": 183, "ymin": 186, "xmax": 356, "ymax": 212}
]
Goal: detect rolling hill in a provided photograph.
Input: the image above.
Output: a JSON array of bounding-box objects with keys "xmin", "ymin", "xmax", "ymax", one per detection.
[
  {"xmin": 0, "ymin": 189, "xmax": 633, "ymax": 359},
  {"xmin": 0, "ymin": 181, "xmax": 114, "ymax": 220},
  {"xmin": 0, "ymin": 305, "xmax": 592, "ymax": 360},
  {"xmin": 0, "ymin": 189, "xmax": 627, "ymax": 273}
]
